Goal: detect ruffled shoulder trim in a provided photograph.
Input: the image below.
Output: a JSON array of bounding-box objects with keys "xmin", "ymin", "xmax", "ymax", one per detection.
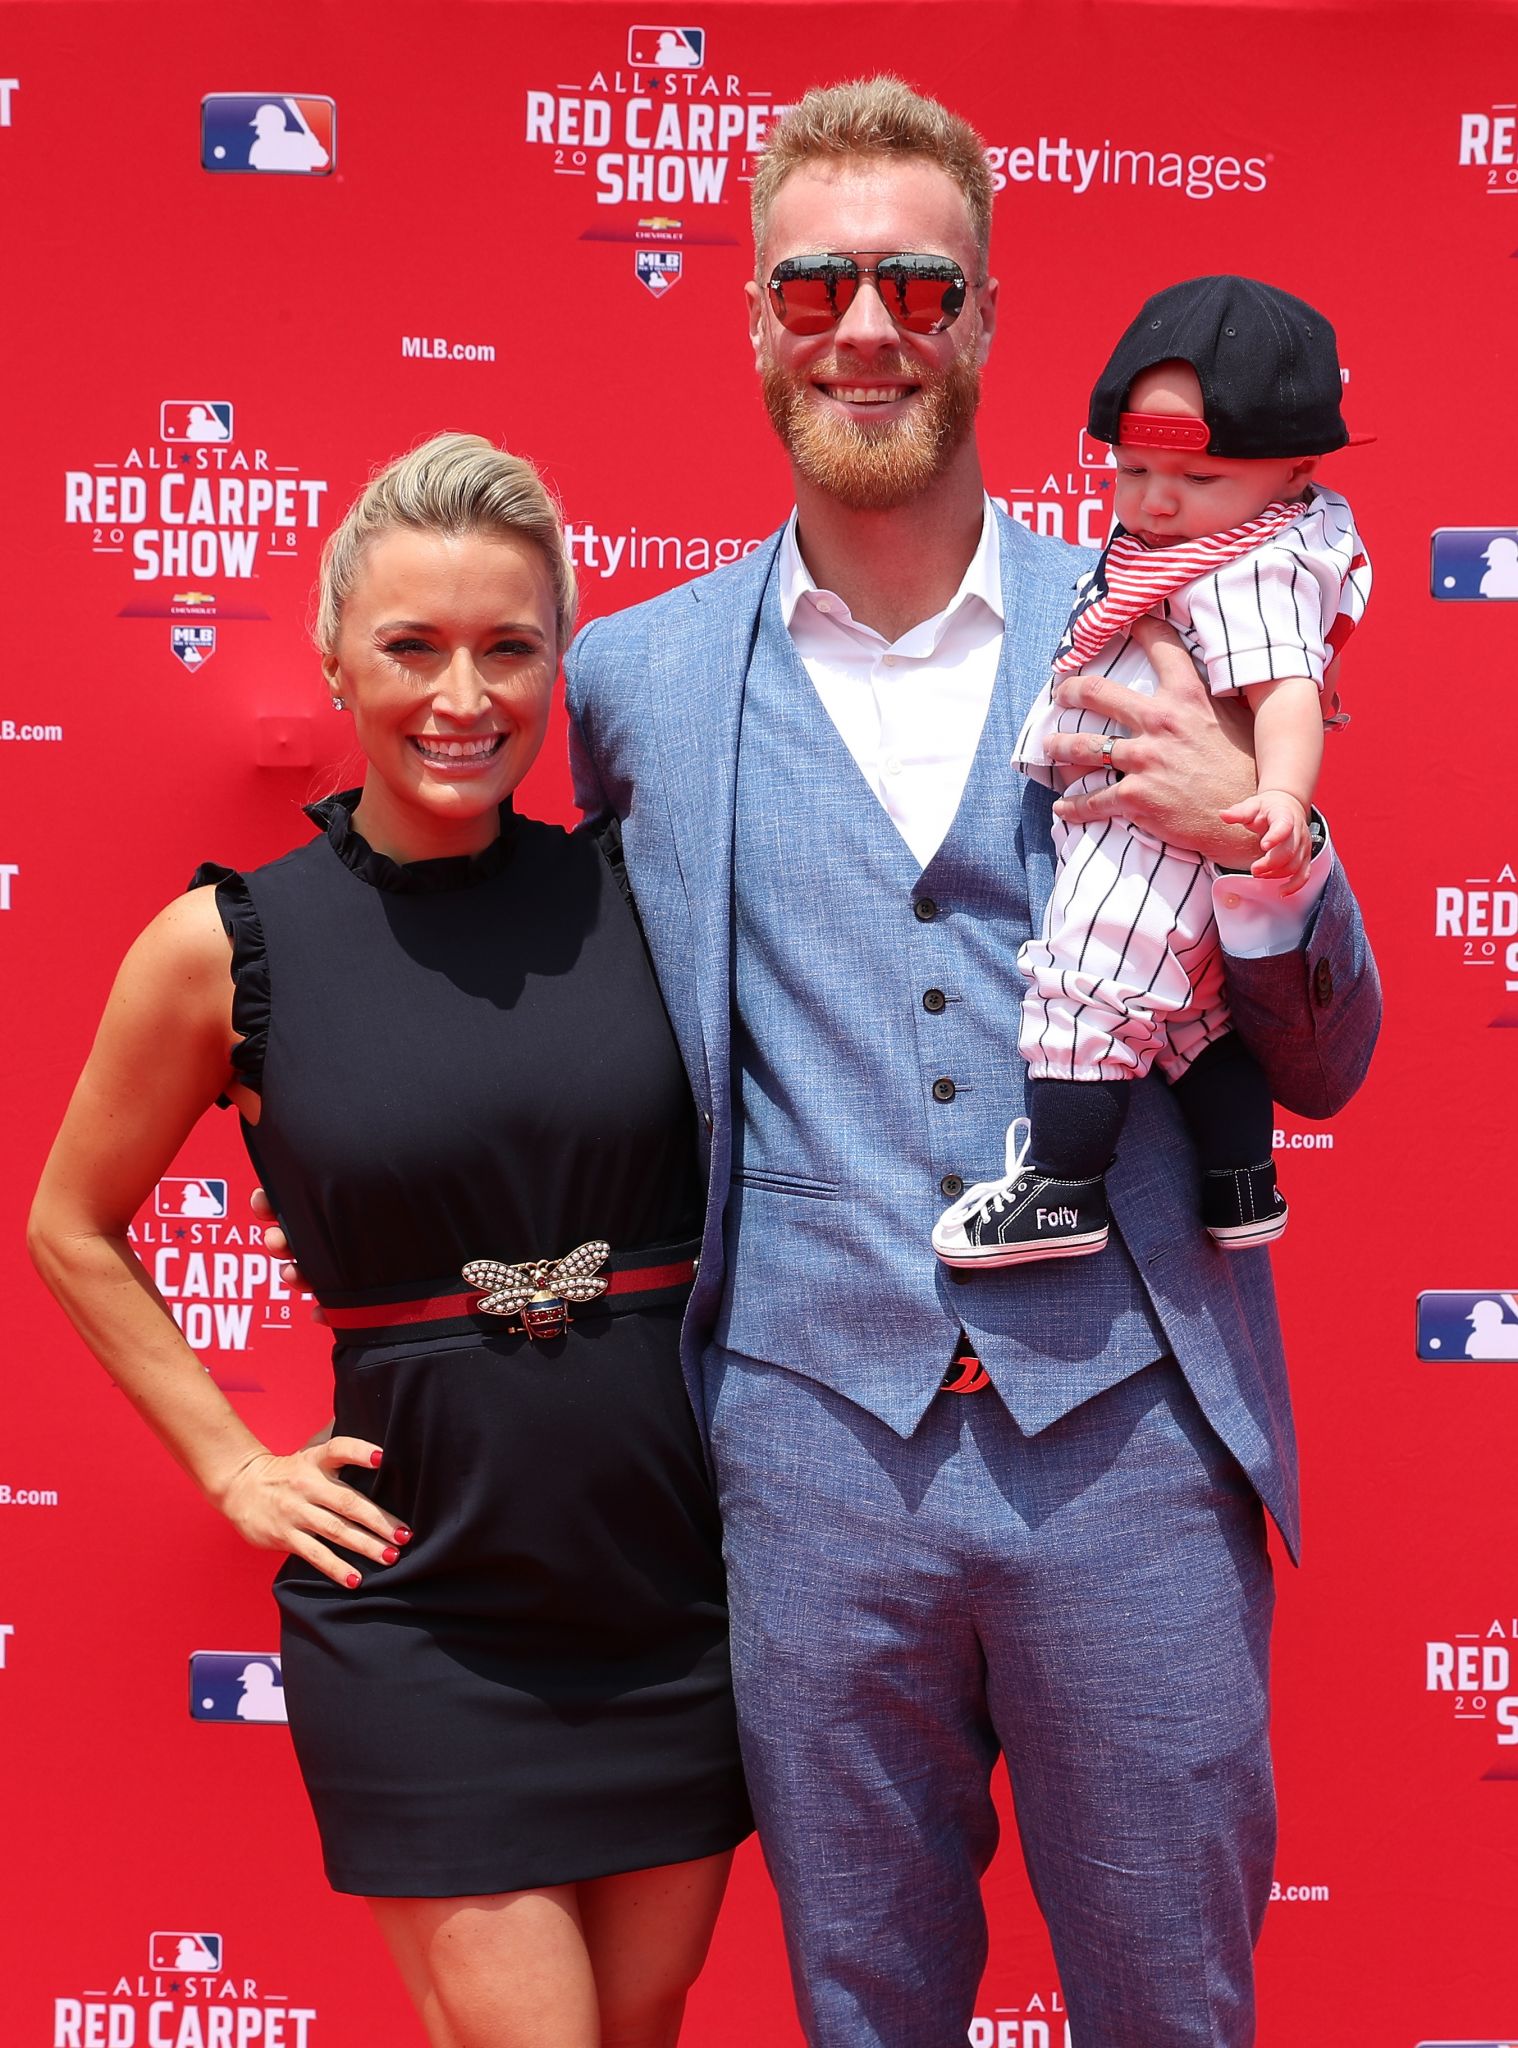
[
  {"xmin": 588, "ymin": 813, "xmax": 633, "ymax": 907},
  {"xmin": 187, "ymin": 863, "xmax": 268, "ymax": 1106}
]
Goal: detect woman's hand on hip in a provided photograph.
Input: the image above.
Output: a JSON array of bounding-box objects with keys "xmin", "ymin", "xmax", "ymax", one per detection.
[{"xmin": 216, "ymin": 1437, "xmax": 408, "ymax": 1589}]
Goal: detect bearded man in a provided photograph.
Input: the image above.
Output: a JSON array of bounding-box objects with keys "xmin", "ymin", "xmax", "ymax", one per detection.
[{"xmin": 572, "ymin": 75, "xmax": 1380, "ymax": 2048}]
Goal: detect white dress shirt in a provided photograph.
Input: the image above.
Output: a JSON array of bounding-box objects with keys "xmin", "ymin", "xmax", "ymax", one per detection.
[
  {"xmin": 778, "ymin": 501, "xmax": 1004, "ymax": 871},
  {"xmin": 779, "ymin": 498, "xmax": 1327, "ymax": 954}
]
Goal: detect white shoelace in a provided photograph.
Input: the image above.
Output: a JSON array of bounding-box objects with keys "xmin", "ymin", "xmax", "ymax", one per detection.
[{"xmin": 944, "ymin": 1118, "xmax": 1034, "ymax": 1228}]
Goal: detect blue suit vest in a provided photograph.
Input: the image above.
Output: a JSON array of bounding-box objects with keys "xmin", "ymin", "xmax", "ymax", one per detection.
[{"xmin": 717, "ymin": 561, "xmax": 1169, "ymax": 1437}]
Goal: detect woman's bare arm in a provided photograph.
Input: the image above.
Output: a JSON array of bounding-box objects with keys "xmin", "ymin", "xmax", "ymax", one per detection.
[{"xmin": 28, "ymin": 890, "xmax": 402, "ymax": 1586}]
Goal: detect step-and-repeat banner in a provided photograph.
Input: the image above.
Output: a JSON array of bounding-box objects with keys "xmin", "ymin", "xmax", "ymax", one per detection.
[{"xmin": 2, "ymin": 2, "xmax": 1516, "ymax": 2042}]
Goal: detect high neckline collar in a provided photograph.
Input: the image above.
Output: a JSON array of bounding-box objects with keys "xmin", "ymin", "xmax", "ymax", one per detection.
[{"xmin": 304, "ymin": 788, "xmax": 519, "ymax": 894}]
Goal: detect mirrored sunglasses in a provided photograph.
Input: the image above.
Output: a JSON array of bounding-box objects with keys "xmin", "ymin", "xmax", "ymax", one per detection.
[{"xmin": 765, "ymin": 251, "xmax": 972, "ymax": 336}]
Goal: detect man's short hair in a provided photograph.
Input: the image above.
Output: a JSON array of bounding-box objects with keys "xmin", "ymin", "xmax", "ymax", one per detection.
[{"xmin": 751, "ymin": 76, "xmax": 993, "ymax": 275}]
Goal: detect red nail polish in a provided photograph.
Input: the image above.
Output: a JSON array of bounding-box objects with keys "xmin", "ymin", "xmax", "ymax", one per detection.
[
  {"xmin": 370, "ymin": 1450, "xmax": 383, "ymax": 1468},
  {"xmin": 394, "ymin": 1527, "xmax": 411, "ymax": 1543},
  {"xmin": 382, "ymin": 1545, "xmax": 399, "ymax": 1565},
  {"xmin": 346, "ymin": 1571, "xmax": 361, "ymax": 1589}
]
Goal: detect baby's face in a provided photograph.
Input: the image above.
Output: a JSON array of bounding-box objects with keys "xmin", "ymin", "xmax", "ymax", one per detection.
[{"xmin": 1112, "ymin": 361, "xmax": 1314, "ymax": 548}]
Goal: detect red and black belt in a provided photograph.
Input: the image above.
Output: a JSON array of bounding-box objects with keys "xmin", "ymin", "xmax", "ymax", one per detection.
[{"xmin": 318, "ymin": 1238, "xmax": 701, "ymax": 1346}]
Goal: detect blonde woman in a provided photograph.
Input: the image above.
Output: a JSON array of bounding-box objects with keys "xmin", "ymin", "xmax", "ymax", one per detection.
[{"xmin": 30, "ymin": 434, "xmax": 751, "ymax": 2048}]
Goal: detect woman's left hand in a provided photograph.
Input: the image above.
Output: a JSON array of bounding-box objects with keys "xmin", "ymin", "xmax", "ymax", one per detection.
[{"xmin": 215, "ymin": 1436, "xmax": 406, "ymax": 1589}]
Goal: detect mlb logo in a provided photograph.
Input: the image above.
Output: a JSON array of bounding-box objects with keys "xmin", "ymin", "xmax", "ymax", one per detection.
[
  {"xmin": 1077, "ymin": 429, "xmax": 1115, "ymax": 469},
  {"xmin": 161, "ymin": 401, "xmax": 233, "ymax": 444},
  {"xmin": 170, "ymin": 626, "xmax": 217, "ymax": 672},
  {"xmin": 150, "ymin": 1932, "xmax": 223, "ymax": 1972},
  {"xmin": 202, "ymin": 94, "xmax": 335, "ymax": 175},
  {"xmin": 189, "ymin": 1651, "xmax": 289, "ymax": 1724},
  {"xmin": 1430, "ymin": 527, "xmax": 1518, "ymax": 599},
  {"xmin": 156, "ymin": 1176, "xmax": 228, "ymax": 1217},
  {"xmin": 636, "ymin": 249, "xmax": 682, "ymax": 297},
  {"xmin": 1415, "ymin": 1290, "xmax": 1518, "ymax": 1360},
  {"xmin": 628, "ymin": 24, "xmax": 705, "ymax": 68}
]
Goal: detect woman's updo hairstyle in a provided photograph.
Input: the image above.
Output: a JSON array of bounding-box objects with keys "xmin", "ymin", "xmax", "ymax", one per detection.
[{"xmin": 314, "ymin": 432, "xmax": 578, "ymax": 656}]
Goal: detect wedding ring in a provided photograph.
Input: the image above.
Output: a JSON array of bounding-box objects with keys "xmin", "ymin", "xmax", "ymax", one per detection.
[{"xmin": 1098, "ymin": 733, "xmax": 1119, "ymax": 769}]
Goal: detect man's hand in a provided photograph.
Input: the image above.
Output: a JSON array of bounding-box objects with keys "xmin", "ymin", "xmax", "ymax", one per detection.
[
  {"xmin": 251, "ymin": 1187, "xmax": 315, "ymax": 1300},
  {"xmin": 1220, "ymin": 788, "xmax": 1313, "ymax": 892},
  {"xmin": 1045, "ymin": 617, "xmax": 1260, "ymax": 866}
]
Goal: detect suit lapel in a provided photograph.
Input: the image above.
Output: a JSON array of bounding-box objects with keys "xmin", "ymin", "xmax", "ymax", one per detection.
[
  {"xmin": 649, "ymin": 530, "xmax": 781, "ymax": 1107},
  {"xmin": 991, "ymin": 506, "xmax": 1089, "ymax": 925}
]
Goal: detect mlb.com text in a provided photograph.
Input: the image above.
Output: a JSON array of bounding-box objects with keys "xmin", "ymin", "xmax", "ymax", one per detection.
[{"xmin": 402, "ymin": 336, "xmax": 497, "ymax": 362}]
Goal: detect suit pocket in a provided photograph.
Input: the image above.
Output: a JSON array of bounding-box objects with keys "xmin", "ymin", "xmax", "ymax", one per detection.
[{"xmin": 730, "ymin": 1168, "xmax": 839, "ymax": 1201}]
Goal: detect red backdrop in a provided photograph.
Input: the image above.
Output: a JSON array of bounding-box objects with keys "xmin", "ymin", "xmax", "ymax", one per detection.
[{"xmin": 3, "ymin": 3, "xmax": 1517, "ymax": 2042}]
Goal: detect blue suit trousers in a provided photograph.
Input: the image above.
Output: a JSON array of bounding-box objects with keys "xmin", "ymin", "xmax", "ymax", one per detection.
[{"xmin": 703, "ymin": 1349, "xmax": 1276, "ymax": 2048}]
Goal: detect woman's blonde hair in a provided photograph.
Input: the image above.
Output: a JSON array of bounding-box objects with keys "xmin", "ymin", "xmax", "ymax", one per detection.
[
  {"xmin": 314, "ymin": 432, "xmax": 578, "ymax": 655},
  {"xmin": 750, "ymin": 77, "xmax": 994, "ymax": 274}
]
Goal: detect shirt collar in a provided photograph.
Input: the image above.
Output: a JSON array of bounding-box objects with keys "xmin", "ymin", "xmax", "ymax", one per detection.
[{"xmin": 778, "ymin": 494, "xmax": 1005, "ymax": 641}]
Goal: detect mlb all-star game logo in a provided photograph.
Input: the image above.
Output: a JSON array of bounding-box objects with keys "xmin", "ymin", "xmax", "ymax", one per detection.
[
  {"xmin": 1433, "ymin": 858, "xmax": 1518, "ymax": 1025},
  {"xmin": 1425, "ymin": 1615, "xmax": 1518, "ymax": 1777},
  {"xmin": 522, "ymin": 19, "xmax": 787, "ymax": 294},
  {"xmin": 127, "ymin": 1174, "xmax": 310, "ymax": 1385},
  {"xmin": 1458, "ymin": 99, "xmax": 1518, "ymax": 193},
  {"xmin": 63, "ymin": 400, "xmax": 329, "ymax": 613},
  {"xmin": 994, "ymin": 427, "xmax": 1115, "ymax": 552},
  {"xmin": 970, "ymin": 1988, "xmax": 1070, "ymax": 2046},
  {"xmin": 53, "ymin": 1930, "xmax": 318, "ymax": 2045}
]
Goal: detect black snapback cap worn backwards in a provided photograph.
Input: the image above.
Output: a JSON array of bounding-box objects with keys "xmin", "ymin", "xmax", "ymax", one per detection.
[{"xmin": 1087, "ymin": 274, "xmax": 1360, "ymax": 459}]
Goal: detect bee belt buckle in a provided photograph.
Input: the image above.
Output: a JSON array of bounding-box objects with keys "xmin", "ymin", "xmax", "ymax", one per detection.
[{"xmin": 461, "ymin": 1240, "xmax": 611, "ymax": 1341}]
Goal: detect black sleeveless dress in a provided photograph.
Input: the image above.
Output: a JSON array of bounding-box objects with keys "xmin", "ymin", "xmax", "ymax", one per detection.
[{"xmin": 193, "ymin": 791, "xmax": 751, "ymax": 1898}]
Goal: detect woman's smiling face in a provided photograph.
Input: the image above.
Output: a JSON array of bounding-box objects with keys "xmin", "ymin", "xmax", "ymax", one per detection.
[{"xmin": 324, "ymin": 526, "xmax": 558, "ymax": 862}]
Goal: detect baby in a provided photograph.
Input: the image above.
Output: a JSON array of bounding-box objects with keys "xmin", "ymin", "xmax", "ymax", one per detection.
[{"xmin": 933, "ymin": 274, "xmax": 1371, "ymax": 1268}]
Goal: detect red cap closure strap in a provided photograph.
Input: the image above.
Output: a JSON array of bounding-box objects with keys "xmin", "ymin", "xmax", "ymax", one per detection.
[{"xmin": 1117, "ymin": 411, "xmax": 1211, "ymax": 451}]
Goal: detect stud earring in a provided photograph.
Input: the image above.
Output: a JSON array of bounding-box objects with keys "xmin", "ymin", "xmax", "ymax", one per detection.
[{"xmin": 331, "ymin": 695, "xmax": 346, "ymax": 711}]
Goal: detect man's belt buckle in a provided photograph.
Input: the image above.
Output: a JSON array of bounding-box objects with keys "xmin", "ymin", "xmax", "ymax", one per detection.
[
  {"xmin": 942, "ymin": 1349, "xmax": 991, "ymax": 1395},
  {"xmin": 461, "ymin": 1241, "xmax": 611, "ymax": 1342}
]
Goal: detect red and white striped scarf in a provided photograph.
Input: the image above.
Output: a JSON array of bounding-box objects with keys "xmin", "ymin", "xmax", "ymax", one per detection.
[{"xmin": 1052, "ymin": 497, "xmax": 1309, "ymax": 677}]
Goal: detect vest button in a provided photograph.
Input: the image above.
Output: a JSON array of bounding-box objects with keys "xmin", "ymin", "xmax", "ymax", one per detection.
[
  {"xmin": 932, "ymin": 1077, "xmax": 957, "ymax": 1103},
  {"xmin": 922, "ymin": 988, "xmax": 947, "ymax": 1014},
  {"xmin": 940, "ymin": 1173, "xmax": 964, "ymax": 1198},
  {"xmin": 914, "ymin": 897, "xmax": 939, "ymax": 922}
]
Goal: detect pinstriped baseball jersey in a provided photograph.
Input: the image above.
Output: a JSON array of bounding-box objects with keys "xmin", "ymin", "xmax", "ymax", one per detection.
[
  {"xmin": 1012, "ymin": 482, "xmax": 1371, "ymax": 1082},
  {"xmin": 1015, "ymin": 483, "xmax": 1371, "ymax": 779},
  {"xmin": 1053, "ymin": 497, "xmax": 1310, "ymax": 682}
]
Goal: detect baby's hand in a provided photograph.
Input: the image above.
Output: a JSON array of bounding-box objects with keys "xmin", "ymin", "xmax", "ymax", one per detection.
[{"xmin": 1218, "ymin": 789, "xmax": 1313, "ymax": 893}]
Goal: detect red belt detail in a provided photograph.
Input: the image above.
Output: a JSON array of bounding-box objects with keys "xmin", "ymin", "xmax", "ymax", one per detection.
[
  {"xmin": 322, "ymin": 1292, "xmax": 477, "ymax": 1331},
  {"xmin": 605, "ymin": 1261, "xmax": 698, "ymax": 1295},
  {"xmin": 320, "ymin": 1257, "xmax": 697, "ymax": 1332}
]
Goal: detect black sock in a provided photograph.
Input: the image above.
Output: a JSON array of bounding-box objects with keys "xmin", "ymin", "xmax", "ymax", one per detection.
[
  {"xmin": 1168, "ymin": 1034, "xmax": 1274, "ymax": 1170},
  {"xmin": 1026, "ymin": 1076, "xmax": 1129, "ymax": 1178}
]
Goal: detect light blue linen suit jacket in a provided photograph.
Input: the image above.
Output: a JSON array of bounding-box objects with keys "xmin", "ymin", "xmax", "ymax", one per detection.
[{"xmin": 564, "ymin": 510, "xmax": 1381, "ymax": 1560}]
